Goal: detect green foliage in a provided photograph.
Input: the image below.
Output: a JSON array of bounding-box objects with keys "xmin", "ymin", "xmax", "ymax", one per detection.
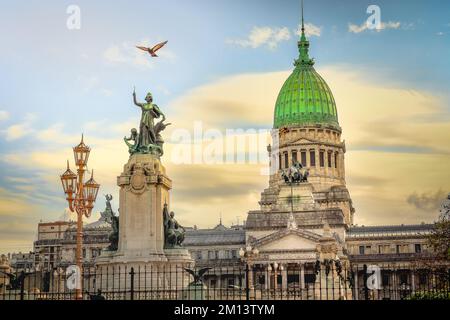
[
  {"xmin": 428, "ymin": 220, "xmax": 450, "ymax": 261},
  {"xmin": 406, "ymin": 291, "xmax": 450, "ymax": 300}
]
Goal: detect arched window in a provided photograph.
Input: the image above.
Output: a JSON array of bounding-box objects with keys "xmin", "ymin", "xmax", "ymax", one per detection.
[
  {"xmin": 300, "ymin": 150, "xmax": 307, "ymax": 166},
  {"xmin": 292, "ymin": 150, "xmax": 298, "ymax": 163},
  {"xmin": 334, "ymin": 152, "xmax": 338, "ymax": 169},
  {"xmin": 310, "ymin": 150, "xmax": 316, "ymax": 166},
  {"xmin": 327, "ymin": 151, "xmax": 332, "ymax": 168},
  {"xmin": 319, "ymin": 150, "xmax": 325, "ymax": 167}
]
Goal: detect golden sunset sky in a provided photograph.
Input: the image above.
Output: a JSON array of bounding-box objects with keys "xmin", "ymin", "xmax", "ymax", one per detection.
[{"xmin": 1, "ymin": 0, "xmax": 449, "ymax": 253}]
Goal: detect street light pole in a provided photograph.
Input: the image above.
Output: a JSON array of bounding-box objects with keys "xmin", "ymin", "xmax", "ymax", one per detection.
[
  {"xmin": 239, "ymin": 245, "xmax": 259, "ymax": 300},
  {"xmin": 60, "ymin": 135, "xmax": 100, "ymax": 300}
]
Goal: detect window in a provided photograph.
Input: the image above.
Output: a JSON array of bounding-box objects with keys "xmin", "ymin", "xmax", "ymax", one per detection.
[
  {"xmin": 215, "ymin": 251, "xmax": 219, "ymax": 260},
  {"xmin": 378, "ymin": 245, "xmax": 390, "ymax": 254},
  {"xmin": 359, "ymin": 246, "xmax": 371, "ymax": 254},
  {"xmin": 196, "ymin": 251, "xmax": 202, "ymax": 260},
  {"xmin": 399, "ymin": 273, "xmax": 408, "ymax": 285},
  {"xmin": 300, "ymin": 151, "xmax": 307, "ymax": 166},
  {"xmin": 382, "ymin": 272, "xmax": 390, "ymax": 286},
  {"xmin": 396, "ymin": 244, "xmax": 409, "ymax": 254},
  {"xmin": 292, "ymin": 151, "xmax": 297, "ymax": 163},
  {"xmin": 305, "ymin": 274, "xmax": 316, "ymax": 284},
  {"xmin": 327, "ymin": 151, "xmax": 332, "ymax": 168},
  {"xmin": 415, "ymin": 244, "xmax": 422, "ymax": 253},
  {"xmin": 284, "ymin": 152, "xmax": 288, "ymax": 169},
  {"xmin": 279, "ymin": 154, "xmax": 282, "ymax": 170},
  {"xmin": 82, "ymin": 248, "xmax": 86, "ymax": 258},
  {"xmin": 310, "ymin": 150, "xmax": 316, "ymax": 166},
  {"xmin": 334, "ymin": 152, "xmax": 338, "ymax": 169},
  {"xmin": 208, "ymin": 251, "xmax": 214, "ymax": 259},
  {"xmin": 231, "ymin": 250, "xmax": 237, "ymax": 259},
  {"xmin": 419, "ymin": 272, "xmax": 428, "ymax": 285},
  {"xmin": 319, "ymin": 151, "xmax": 325, "ymax": 167}
]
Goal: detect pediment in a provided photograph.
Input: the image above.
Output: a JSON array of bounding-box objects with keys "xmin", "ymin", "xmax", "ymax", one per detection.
[
  {"xmin": 287, "ymin": 137, "xmax": 320, "ymax": 145},
  {"xmin": 252, "ymin": 229, "xmax": 321, "ymax": 251}
]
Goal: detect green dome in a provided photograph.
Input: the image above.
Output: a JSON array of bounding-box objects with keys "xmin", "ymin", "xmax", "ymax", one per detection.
[{"xmin": 274, "ymin": 28, "xmax": 340, "ymax": 130}]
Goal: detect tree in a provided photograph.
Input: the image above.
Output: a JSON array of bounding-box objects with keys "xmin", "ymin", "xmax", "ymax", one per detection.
[{"xmin": 427, "ymin": 194, "xmax": 450, "ymax": 261}]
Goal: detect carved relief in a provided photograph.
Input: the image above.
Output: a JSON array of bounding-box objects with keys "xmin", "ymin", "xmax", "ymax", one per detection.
[{"xmin": 122, "ymin": 162, "xmax": 148, "ymax": 194}]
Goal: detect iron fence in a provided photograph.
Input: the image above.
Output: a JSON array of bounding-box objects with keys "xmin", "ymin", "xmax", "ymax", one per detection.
[{"xmin": 1, "ymin": 263, "xmax": 449, "ymax": 300}]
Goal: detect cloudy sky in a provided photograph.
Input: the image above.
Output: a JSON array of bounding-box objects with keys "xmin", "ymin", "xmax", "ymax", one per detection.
[{"xmin": 0, "ymin": 0, "xmax": 449, "ymax": 253}]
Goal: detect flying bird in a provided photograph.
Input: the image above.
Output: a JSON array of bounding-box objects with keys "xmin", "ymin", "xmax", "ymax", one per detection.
[{"xmin": 136, "ymin": 40, "xmax": 168, "ymax": 57}]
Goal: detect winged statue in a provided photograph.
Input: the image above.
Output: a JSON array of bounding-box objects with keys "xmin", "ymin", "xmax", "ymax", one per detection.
[{"xmin": 183, "ymin": 267, "xmax": 212, "ymax": 285}]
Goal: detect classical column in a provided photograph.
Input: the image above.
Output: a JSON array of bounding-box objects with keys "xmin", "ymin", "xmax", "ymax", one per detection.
[
  {"xmin": 411, "ymin": 270, "xmax": 415, "ymax": 293},
  {"xmin": 305, "ymin": 148, "xmax": 310, "ymax": 167},
  {"xmin": 248, "ymin": 263, "xmax": 254, "ymax": 289},
  {"xmin": 391, "ymin": 271, "xmax": 396, "ymax": 300},
  {"xmin": 299, "ymin": 263, "xmax": 305, "ymax": 289},
  {"xmin": 281, "ymin": 265, "xmax": 288, "ymax": 291},
  {"xmin": 217, "ymin": 275, "xmax": 222, "ymax": 290},
  {"xmin": 354, "ymin": 270, "xmax": 359, "ymax": 300},
  {"xmin": 340, "ymin": 151, "xmax": 345, "ymax": 180},
  {"xmin": 273, "ymin": 268, "xmax": 278, "ymax": 290},
  {"xmin": 265, "ymin": 265, "xmax": 270, "ymax": 289}
]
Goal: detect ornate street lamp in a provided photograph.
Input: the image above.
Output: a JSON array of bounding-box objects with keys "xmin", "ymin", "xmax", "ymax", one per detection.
[
  {"xmin": 60, "ymin": 135, "xmax": 100, "ymax": 299},
  {"xmin": 60, "ymin": 161, "xmax": 77, "ymax": 209},
  {"xmin": 83, "ymin": 170, "xmax": 100, "ymax": 214},
  {"xmin": 239, "ymin": 245, "xmax": 259, "ymax": 299}
]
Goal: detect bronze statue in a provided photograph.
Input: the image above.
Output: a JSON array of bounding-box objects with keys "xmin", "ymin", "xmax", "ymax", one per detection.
[
  {"xmin": 154, "ymin": 117, "xmax": 171, "ymax": 156},
  {"xmin": 125, "ymin": 88, "xmax": 170, "ymax": 156},
  {"xmin": 163, "ymin": 203, "xmax": 185, "ymax": 248},
  {"xmin": 0, "ymin": 271, "xmax": 29, "ymax": 290},
  {"xmin": 183, "ymin": 268, "xmax": 211, "ymax": 285},
  {"xmin": 100, "ymin": 195, "xmax": 119, "ymax": 251},
  {"xmin": 124, "ymin": 128, "xmax": 139, "ymax": 154},
  {"xmin": 282, "ymin": 161, "xmax": 309, "ymax": 184},
  {"xmin": 108, "ymin": 210, "xmax": 119, "ymax": 251}
]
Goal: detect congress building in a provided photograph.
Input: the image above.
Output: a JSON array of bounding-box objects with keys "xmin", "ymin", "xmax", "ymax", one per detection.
[{"xmin": 25, "ymin": 15, "xmax": 448, "ymax": 298}]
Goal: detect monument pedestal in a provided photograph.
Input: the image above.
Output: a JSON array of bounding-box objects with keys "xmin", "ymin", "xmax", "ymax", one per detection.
[{"xmin": 95, "ymin": 153, "xmax": 193, "ymax": 297}]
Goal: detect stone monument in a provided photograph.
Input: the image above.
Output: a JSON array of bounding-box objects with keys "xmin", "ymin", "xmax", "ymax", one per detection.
[{"xmin": 96, "ymin": 89, "xmax": 193, "ymax": 297}]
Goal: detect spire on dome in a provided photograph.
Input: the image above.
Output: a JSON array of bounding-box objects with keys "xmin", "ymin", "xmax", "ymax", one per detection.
[
  {"xmin": 295, "ymin": 0, "xmax": 314, "ymax": 67},
  {"xmin": 301, "ymin": 0, "xmax": 305, "ymax": 34}
]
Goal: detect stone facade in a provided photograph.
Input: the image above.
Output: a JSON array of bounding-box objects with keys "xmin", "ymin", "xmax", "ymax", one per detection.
[{"xmin": 33, "ymin": 221, "xmax": 75, "ymax": 270}]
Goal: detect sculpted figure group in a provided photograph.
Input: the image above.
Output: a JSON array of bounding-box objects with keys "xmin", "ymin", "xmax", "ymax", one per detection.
[
  {"xmin": 124, "ymin": 89, "xmax": 171, "ymax": 156},
  {"xmin": 281, "ymin": 161, "xmax": 309, "ymax": 184}
]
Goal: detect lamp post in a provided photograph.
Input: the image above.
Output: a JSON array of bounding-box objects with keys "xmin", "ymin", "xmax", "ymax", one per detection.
[
  {"xmin": 60, "ymin": 135, "xmax": 100, "ymax": 300},
  {"xmin": 239, "ymin": 245, "xmax": 259, "ymax": 300}
]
